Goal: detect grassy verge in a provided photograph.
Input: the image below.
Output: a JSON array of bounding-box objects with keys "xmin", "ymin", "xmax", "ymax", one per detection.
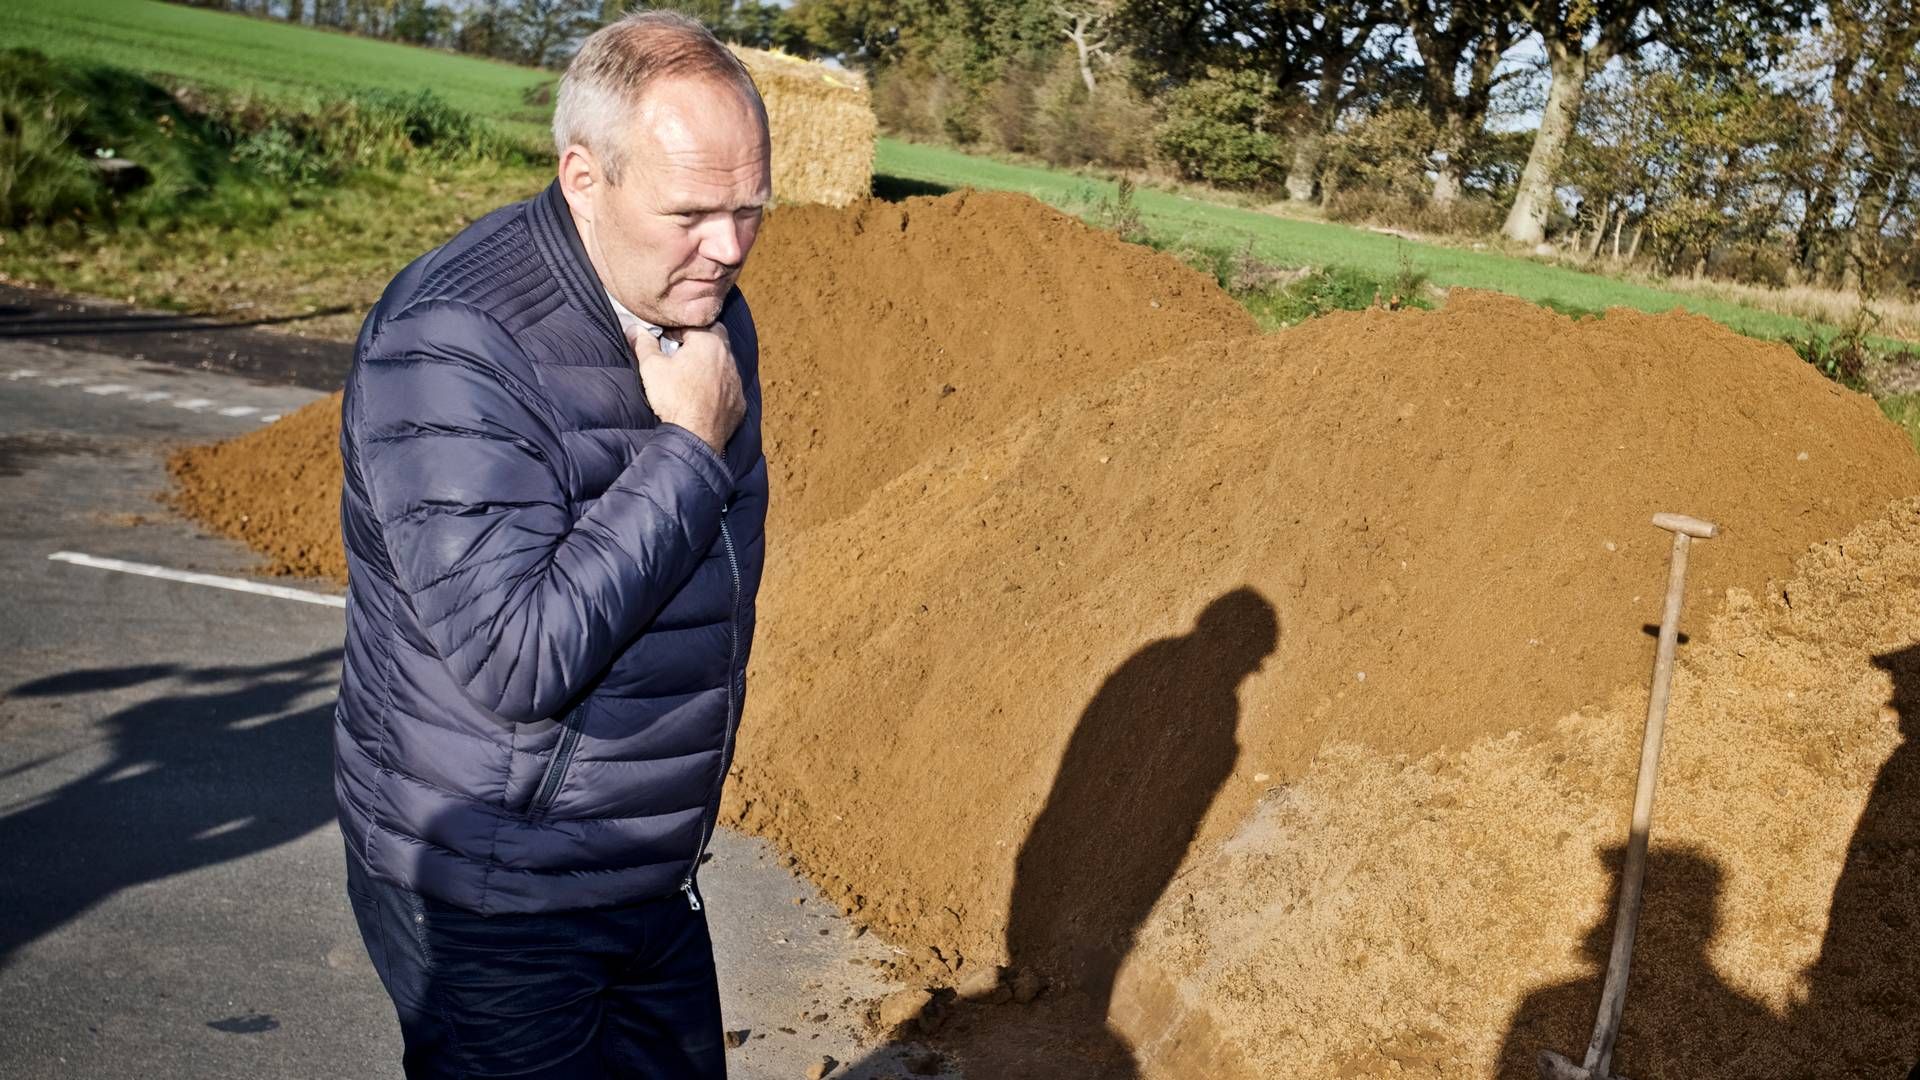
[
  {"xmin": 0, "ymin": 45, "xmax": 548, "ymax": 336},
  {"xmin": 1881, "ymin": 396, "xmax": 1920, "ymax": 454},
  {"xmin": 0, "ymin": 160, "xmax": 549, "ymax": 339}
]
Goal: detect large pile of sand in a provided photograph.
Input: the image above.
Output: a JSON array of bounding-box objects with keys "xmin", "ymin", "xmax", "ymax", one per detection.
[
  {"xmin": 165, "ymin": 191, "xmax": 1920, "ymax": 1078},
  {"xmin": 723, "ymin": 291, "xmax": 1920, "ymax": 993}
]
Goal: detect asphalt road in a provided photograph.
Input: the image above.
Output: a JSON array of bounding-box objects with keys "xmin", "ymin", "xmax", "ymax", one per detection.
[{"xmin": 0, "ymin": 337, "xmax": 948, "ymax": 1080}]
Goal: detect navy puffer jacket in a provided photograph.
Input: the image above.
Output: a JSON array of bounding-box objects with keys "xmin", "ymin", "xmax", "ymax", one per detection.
[{"xmin": 334, "ymin": 181, "xmax": 767, "ymax": 915}]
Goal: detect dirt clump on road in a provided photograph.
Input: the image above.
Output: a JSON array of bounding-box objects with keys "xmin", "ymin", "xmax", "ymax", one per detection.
[{"xmin": 166, "ymin": 393, "xmax": 344, "ymax": 579}]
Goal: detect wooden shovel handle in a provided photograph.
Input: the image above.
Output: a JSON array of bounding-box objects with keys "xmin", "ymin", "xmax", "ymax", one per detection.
[
  {"xmin": 1652, "ymin": 512, "xmax": 1719, "ymax": 539},
  {"xmin": 1582, "ymin": 514, "xmax": 1718, "ymax": 1077}
]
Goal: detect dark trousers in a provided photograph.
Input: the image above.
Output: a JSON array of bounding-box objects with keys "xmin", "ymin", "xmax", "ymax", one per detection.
[{"xmin": 344, "ymin": 846, "xmax": 726, "ymax": 1079}]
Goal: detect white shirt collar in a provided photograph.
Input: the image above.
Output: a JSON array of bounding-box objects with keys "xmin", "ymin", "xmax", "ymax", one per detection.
[{"xmin": 606, "ymin": 290, "xmax": 679, "ymax": 355}]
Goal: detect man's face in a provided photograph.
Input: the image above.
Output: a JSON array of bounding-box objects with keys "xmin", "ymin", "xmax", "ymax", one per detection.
[{"xmin": 564, "ymin": 77, "xmax": 771, "ymax": 330}]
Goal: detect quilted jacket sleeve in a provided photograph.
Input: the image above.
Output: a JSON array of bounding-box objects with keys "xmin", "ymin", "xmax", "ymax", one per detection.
[{"xmin": 347, "ymin": 301, "xmax": 731, "ymax": 724}]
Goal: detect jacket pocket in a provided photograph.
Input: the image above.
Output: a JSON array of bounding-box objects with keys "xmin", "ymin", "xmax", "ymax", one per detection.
[{"xmin": 527, "ymin": 702, "xmax": 586, "ymax": 818}]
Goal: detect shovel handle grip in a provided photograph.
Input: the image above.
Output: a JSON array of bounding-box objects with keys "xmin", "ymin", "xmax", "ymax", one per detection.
[{"xmin": 1652, "ymin": 513, "xmax": 1718, "ymax": 539}]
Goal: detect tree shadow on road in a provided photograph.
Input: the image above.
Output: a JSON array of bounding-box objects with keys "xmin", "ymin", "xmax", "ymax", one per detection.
[
  {"xmin": 0, "ymin": 649, "xmax": 340, "ymax": 967},
  {"xmin": 839, "ymin": 587, "xmax": 1278, "ymax": 1079}
]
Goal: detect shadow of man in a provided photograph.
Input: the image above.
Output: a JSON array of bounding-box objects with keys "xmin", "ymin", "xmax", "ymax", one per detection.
[
  {"xmin": 1795, "ymin": 642, "xmax": 1920, "ymax": 1079},
  {"xmin": 0, "ymin": 650, "xmax": 341, "ymax": 966},
  {"xmin": 856, "ymin": 587, "xmax": 1277, "ymax": 1080},
  {"xmin": 1497, "ymin": 845, "xmax": 1786, "ymax": 1080}
]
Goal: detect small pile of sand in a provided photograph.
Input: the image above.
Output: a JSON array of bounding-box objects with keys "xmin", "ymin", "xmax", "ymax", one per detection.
[
  {"xmin": 1113, "ymin": 498, "xmax": 1920, "ymax": 1078},
  {"xmin": 166, "ymin": 393, "xmax": 343, "ymax": 579}
]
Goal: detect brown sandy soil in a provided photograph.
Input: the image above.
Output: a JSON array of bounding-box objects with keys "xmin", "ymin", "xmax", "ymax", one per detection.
[
  {"xmin": 723, "ymin": 291, "xmax": 1920, "ymax": 998},
  {"xmin": 166, "ymin": 393, "xmax": 345, "ymax": 579},
  {"xmin": 163, "ymin": 191, "xmax": 1920, "ymax": 1079},
  {"xmin": 735, "ymin": 190, "xmax": 1256, "ymax": 532},
  {"xmin": 1118, "ymin": 498, "xmax": 1920, "ymax": 1078}
]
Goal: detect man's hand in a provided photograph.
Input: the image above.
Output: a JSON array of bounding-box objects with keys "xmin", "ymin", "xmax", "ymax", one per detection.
[{"xmin": 632, "ymin": 323, "xmax": 745, "ymax": 456}]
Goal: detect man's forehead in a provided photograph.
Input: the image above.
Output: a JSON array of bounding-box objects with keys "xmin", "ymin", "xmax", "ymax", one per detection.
[{"xmin": 629, "ymin": 78, "xmax": 766, "ymax": 152}]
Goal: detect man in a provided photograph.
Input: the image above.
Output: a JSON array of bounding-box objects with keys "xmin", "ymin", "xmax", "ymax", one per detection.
[{"xmin": 333, "ymin": 12, "xmax": 769, "ymax": 1077}]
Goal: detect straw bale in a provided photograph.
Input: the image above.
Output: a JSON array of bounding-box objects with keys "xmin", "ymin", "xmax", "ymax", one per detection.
[{"xmin": 729, "ymin": 45, "xmax": 873, "ymax": 208}]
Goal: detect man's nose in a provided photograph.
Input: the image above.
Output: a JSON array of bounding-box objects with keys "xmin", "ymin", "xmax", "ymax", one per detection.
[{"xmin": 698, "ymin": 218, "xmax": 745, "ymax": 268}]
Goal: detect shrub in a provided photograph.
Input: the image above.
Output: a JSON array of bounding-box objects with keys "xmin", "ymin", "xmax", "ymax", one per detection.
[
  {"xmin": 1707, "ymin": 241, "xmax": 1794, "ymax": 289},
  {"xmin": 1152, "ymin": 71, "xmax": 1284, "ymax": 190},
  {"xmin": 984, "ymin": 60, "xmax": 1046, "ymax": 155},
  {"xmin": 1323, "ymin": 188, "xmax": 1505, "ymax": 236},
  {"xmin": 1321, "ymin": 107, "xmax": 1436, "ymax": 204},
  {"xmin": 1028, "ymin": 56, "xmax": 1154, "ymax": 170},
  {"xmin": 0, "ymin": 48, "xmax": 245, "ymax": 227},
  {"xmin": 0, "ymin": 48, "xmax": 518, "ymax": 230},
  {"xmin": 872, "ymin": 57, "xmax": 958, "ymax": 143},
  {"xmin": 1789, "ymin": 307, "xmax": 1888, "ymax": 389},
  {"xmin": 226, "ymin": 88, "xmax": 518, "ymax": 182},
  {"xmin": 1093, "ymin": 176, "xmax": 1146, "ymax": 242}
]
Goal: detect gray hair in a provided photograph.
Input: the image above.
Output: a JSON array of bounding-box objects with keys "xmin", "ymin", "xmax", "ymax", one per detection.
[{"xmin": 552, "ymin": 10, "xmax": 764, "ymax": 184}]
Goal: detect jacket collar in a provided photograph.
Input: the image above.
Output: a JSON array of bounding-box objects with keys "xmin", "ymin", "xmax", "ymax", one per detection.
[{"xmin": 529, "ymin": 179, "xmax": 629, "ymax": 355}]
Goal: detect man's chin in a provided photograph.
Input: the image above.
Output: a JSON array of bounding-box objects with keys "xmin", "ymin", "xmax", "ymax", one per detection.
[{"xmin": 656, "ymin": 296, "xmax": 727, "ymax": 330}]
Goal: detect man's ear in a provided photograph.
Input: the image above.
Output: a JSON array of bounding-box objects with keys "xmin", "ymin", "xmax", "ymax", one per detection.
[{"xmin": 558, "ymin": 145, "xmax": 598, "ymax": 222}]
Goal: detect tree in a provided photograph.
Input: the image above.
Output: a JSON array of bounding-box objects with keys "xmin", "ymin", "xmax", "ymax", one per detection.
[
  {"xmin": 1569, "ymin": 58, "xmax": 1795, "ymax": 273},
  {"xmin": 787, "ymin": 0, "xmax": 919, "ymax": 71},
  {"xmin": 1818, "ymin": 0, "xmax": 1920, "ymax": 292},
  {"xmin": 1055, "ymin": 0, "xmax": 1114, "ymax": 92},
  {"xmin": 1500, "ymin": 0, "xmax": 1809, "ymax": 245},
  {"xmin": 1397, "ymin": 0, "xmax": 1528, "ymax": 205},
  {"xmin": 455, "ymin": 0, "xmax": 517, "ymax": 59},
  {"xmin": 1116, "ymin": 0, "xmax": 1397, "ymax": 199},
  {"xmin": 513, "ymin": 0, "xmax": 599, "ymax": 66},
  {"xmin": 391, "ymin": 0, "xmax": 455, "ymax": 44},
  {"xmin": 642, "ymin": 0, "xmax": 808, "ymax": 49}
]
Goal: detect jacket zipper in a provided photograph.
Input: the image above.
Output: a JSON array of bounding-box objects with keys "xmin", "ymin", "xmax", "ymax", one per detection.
[
  {"xmin": 529, "ymin": 704, "xmax": 584, "ymax": 816},
  {"xmin": 682, "ymin": 505, "xmax": 742, "ymax": 911}
]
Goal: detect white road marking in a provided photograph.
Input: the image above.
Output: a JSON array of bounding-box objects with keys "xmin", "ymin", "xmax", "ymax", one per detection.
[
  {"xmin": 47, "ymin": 552, "xmax": 346, "ymax": 609},
  {"xmin": 3, "ymin": 361, "xmax": 305, "ymax": 421}
]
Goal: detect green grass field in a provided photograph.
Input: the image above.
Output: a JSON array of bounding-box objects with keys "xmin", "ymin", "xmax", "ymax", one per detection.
[{"xmin": 3, "ymin": 0, "xmax": 555, "ymax": 145}]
